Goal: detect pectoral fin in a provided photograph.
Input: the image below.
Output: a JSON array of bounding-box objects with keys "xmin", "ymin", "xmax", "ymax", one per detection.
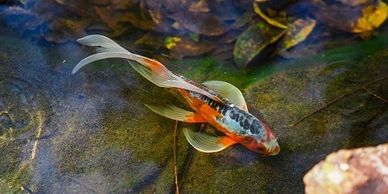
[
  {"xmin": 144, "ymin": 104, "xmax": 206, "ymax": 123},
  {"xmin": 202, "ymin": 80, "xmax": 248, "ymax": 111},
  {"xmin": 183, "ymin": 128, "xmax": 237, "ymax": 153}
]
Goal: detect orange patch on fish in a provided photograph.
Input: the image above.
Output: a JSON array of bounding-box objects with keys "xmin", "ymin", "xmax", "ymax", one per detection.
[
  {"xmin": 217, "ymin": 136, "xmax": 237, "ymax": 147},
  {"xmin": 178, "ymin": 89, "xmax": 206, "ymax": 109},
  {"xmin": 185, "ymin": 113, "xmax": 207, "ymax": 123},
  {"xmin": 199, "ymin": 103, "xmax": 222, "ymax": 119},
  {"xmin": 142, "ymin": 57, "xmax": 169, "ymax": 79}
]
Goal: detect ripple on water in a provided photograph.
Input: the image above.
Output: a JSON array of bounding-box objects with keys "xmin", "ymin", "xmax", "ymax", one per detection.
[
  {"xmin": 0, "ymin": 75, "xmax": 49, "ymax": 192},
  {"xmin": 0, "ymin": 77, "xmax": 46, "ymax": 140}
]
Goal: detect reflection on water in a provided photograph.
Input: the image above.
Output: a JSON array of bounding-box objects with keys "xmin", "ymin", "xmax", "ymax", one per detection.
[{"xmin": 0, "ymin": 3, "xmax": 388, "ymax": 193}]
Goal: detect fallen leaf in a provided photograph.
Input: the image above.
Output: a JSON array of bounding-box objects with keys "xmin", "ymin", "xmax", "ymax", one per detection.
[
  {"xmin": 109, "ymin": 0, "xmax": 137, "ymax": 10},
  {"xmin": 352, "ymin": 0, "xmax": 388, "ymax": 33},
  {"xmin": 31, "ymin": 0, "xmax": 65, "ymax": 21},
  {"xmin": 165, "ymin": 36, "xmax": 215, "ymax": 57},
  {"xmin": 189, "ymin": 33, "xmax": 200, "ymax": 42},
  {"xmin": 233, "ymin": 21, "xmax": 286, "ymax": 67},
  {"xmin": 148, "ymin": 9, "xmax": 163, "ymax": 24},
  {"xmin": 217, "ymin": 30, "xmax": 241, "ymax": 44},
  {"xmin": 94, "ymin": 7, "xmax": 120, "ymax": 30},
  {"xmin": 253, "ymin": 2, "xmax": 288, "ymax": 29},
  {"xmin": 45, "ymin": 18, "xmax": 87, "ymax": 43},
  {"xmin": 211, "ymin": 43, "xmax": 235, "ymax": 61},
  {"xmin": 314, "ymin": 2, "xmax": 359, "ymax": 32},
  {"xmin": 189, "ymin": 0, "xmax": 210, "ymax": 13},
  {"xmin": 338, "ymin": 0, "xmax": 370, "ymax": 7},
  {"xmin": 279, "ymin": 18, "xmax": 316, "ymax": 52},
  {"xmin": 161, "ymin": 0, "xmax": 191, "ymax": 13},
  {"xmin": 165, "ymin": 36, "xmax": 182, "ymax": 49},
  {"xmin": 231, "ymin": 11, "xmax": 254, "ymax": 29},
  {"xmin": 94, "ymin": 7, "xmax": 129, "ymax": 36},
  {"xmin": 313, "ymin": 0, "xmax": 387, "ymax": 34},
  {"xmin": 135, "ymin": 33, "xmax": 166, "ymax": 49},
  {"xmin": 169, "ymin": 11, "xmax": 230, "ymax": 36},
  {"xmin": 120, "ymin": 12, "xmax": 159, "ymax": 31}
]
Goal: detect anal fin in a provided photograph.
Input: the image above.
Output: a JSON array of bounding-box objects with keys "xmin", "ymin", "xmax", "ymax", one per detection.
[
  {"xmin": 144, "ymin": 104, "xmax": 206, "ymax": 123},
  {"xmin": 183, "ymin": 128, "xmax": 237, "ymax": 153}
]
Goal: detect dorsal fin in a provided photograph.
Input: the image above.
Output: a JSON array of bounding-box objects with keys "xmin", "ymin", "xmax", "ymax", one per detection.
[{"xmin": 203, "ymin": 80, "xmax": 248, "ymax": 111}]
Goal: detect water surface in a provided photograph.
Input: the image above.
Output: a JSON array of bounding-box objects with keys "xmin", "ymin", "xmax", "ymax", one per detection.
[{"xmin": 0, "ymin": 23, "xmax": 387, "ymax": 193}]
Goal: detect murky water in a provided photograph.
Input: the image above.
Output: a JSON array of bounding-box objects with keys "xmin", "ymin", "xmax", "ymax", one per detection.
[{"xmin": 0, "ymin": 20, "xmax": 387, "ymax": 194}]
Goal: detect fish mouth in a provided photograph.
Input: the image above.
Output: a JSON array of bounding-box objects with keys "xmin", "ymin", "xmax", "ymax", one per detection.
[
  {"xmin": 267, "ymin": 145, "xmax": 280, "ymax": 156},
  {"xmin": 264, "ymin": 139, "xmax": 280, "ymax": 156}
]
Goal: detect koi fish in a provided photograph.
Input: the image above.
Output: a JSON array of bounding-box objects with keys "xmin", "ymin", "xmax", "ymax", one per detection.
[{"xmin": 72, "ymin": 35, "xmax": 280, "ymax": 156}]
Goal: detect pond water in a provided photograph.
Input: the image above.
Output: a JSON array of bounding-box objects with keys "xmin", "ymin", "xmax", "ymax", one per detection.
[{"xmin": 0, "ymin": 3, "xmax": 388, "ymax": 194}]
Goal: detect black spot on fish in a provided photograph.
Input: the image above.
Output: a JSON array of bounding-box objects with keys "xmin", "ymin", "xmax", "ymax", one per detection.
[
  {"xmin": 239, "ymin": 115, "xmax": 244, "ymax": 123},
  {"xmin": 239, "ymin": 121, "xmax": 243, "ymax": 127},
  {"xmin": 250, "ymin": 125, "xmax": 258, "ymax": 134},
  {"xmin": 243, "ymin": 119, "xmax": 250, "ymax": 129},
  {"xmin": 221, "ymin": 106, "xmax": 227, "ymax": 115},
  {"xmin": 250, "ymin": 120, "xmax": 262, "ymax": 135},
  {"xmin": 209, "ymin": 101, "xmax": 221, "ymax": 111},
  {"xmin": 235, "ymin": 114, "xmax": 240, "ymax": 122},
  {"xmin": 249, "ymin": 127, "xmax": 257, "ymax": 134},
  {"xmin": 229, "ymin": 110, "xmax": 236, "ymax": 120},
  {"xmin": 227, "ymin": 110, "xmax": 232, "ymax": 117}
]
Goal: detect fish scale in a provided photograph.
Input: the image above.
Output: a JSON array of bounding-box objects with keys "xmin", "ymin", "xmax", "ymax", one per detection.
[{"xmin": 188, "ymin": 90, "xmax": 265, "ymax": 139}]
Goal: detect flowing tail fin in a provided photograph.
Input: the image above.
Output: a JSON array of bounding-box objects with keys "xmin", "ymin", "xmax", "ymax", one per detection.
[{"xmin": 72, "ymin": 35, "xmax": 221, "ymax": 102}]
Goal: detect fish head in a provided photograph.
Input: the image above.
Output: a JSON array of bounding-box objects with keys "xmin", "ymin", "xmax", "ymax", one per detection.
[
  {"xmin": 261, "ymin": 126, "xmax": 280, "ymax": 156},
  {"xmin": 238, "ymin": 124, "xmax": 280, "ymax": 156},
  {"xmin": 261, "ymin": 137, "xmax": 280, "ymax": 156},
  {"xmin": 241, "ymin": 137, "xmax": 280, "ymax": 156}
]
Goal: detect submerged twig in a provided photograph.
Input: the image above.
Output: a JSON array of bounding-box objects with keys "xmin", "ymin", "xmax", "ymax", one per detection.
[
  {"xmin": 289, "ymin": 76, "xmax": 388, "ymax": 128},
  {"xmin": 362, "ymin": 86, "xmax": 388, "ymax": 104},
  {"xmin": 178, "ymin": 146, "xmax": 194, "ymax": 190},
  {"xmin": 12, "ymin": 111, "xmax": 45, "ymax": 191},
  {"xmin": 289, "ymin": 92, "xmax": 353, "ymax": 128},
  {"xmin": 177, "ymin": 124, "xmax": 202, "ymax": 191},
  {"xmin": 31, "ymin": 111, "xmax": 45, "ymax": 160},
  {"xmin": 173, "ymin": 121, "xmax": 179, "ymax": 194}
]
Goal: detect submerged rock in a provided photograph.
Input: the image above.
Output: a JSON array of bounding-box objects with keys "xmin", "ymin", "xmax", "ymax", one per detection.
[{"xmin": 304, "ymin": 144, "xmax": 388, "ymax": 194}]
